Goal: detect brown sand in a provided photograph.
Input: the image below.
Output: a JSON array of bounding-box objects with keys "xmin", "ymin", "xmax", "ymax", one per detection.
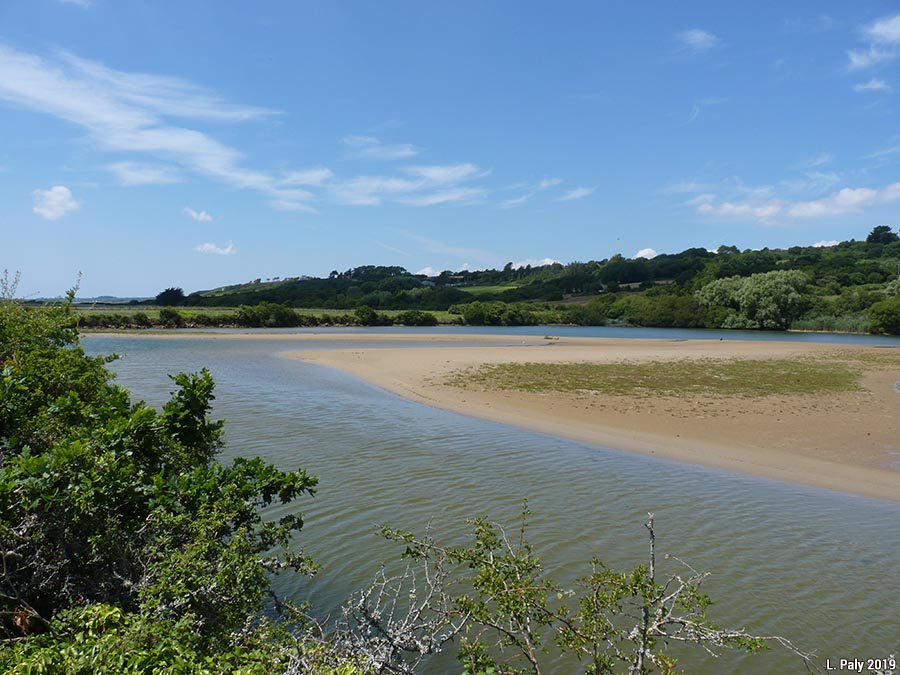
[{"xmin": 282, "ymin": 335, "xmax": 900, "ymax": 502}]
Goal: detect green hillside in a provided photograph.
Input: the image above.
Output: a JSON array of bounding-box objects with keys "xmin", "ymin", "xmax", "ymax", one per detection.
[{"xmin": 76, "ymin": 227, "xmax": 900, "ymax": 333}]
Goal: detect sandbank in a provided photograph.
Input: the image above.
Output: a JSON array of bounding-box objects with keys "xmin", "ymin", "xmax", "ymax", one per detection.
[{"xmin": 284, "ymin": 336, "xmax": 900, "ymax": 502}]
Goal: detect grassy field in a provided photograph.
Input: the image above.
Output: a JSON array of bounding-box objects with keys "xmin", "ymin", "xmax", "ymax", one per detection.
[
  {"xmin": 459, "ymin": 283, "xmax": 522, "ymax": 296},
  {"xmin": 73, "ymin": 305, "xmax": 236, "ymax": 316},
  {"xmin": 447, "ymin": 357, "xmax": 864, "ymax": 398}
]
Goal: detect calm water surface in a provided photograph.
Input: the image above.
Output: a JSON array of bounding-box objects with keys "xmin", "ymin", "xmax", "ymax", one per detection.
[{"xmin": 84, "ymin": 330, "xmax": 900, "ymax": 674}]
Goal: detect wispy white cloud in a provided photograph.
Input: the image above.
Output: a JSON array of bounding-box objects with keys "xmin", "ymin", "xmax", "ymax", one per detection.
[
  {"xmin": 779, "ymin": 171, "xmax": 842, "ymax": 196},
  {"xmin": 330, "ymin": 176, "xmax": 419, "ymax": 206},
  {"xmin": 862, "ymin": 13, "xmax": 900, "ymax": 44},
  {"xmin": 194, "ymin": 241, "xmax": 237, "ymax": 255},
  {"xmin": 696, "ymin": 199, "xmax": 783, "ymax": 221},
  {"xmin": 278, "ymin": 167, "xmax": 333, "ymax": 186},
  {"xmin": 538, "ymin": 177, "xmax": 563, "ymax": 190},
  {"xmin": 797, "ymin": 152, "xmax": 832, "ymax": 169},
  {"xmin": 853, "ymin": 78, "xmax": 892, "ymax": 93},
  {"xmin": 398, "ymin": 187, "xmax": 485, "ymax": 207},
  {"xmin": 184, "ymin": 207, "xmax": 213, "ymax": 222},
  {"xmin": 342, "ymin": 135, "xmax": 420, "ymax": 160},
  {"xmin": 847, "ymin": 15, "xmax": 900, "ymax": 70},
  {"xmin": 500, "ymin": 194, "xmax": 531, "ymax": 209},
  {"xmin": 786, "ymin": 186, "xmax": 889, "ymax": 218},
  {"xmin": 694, "ymin": 181, "xmax": 900, "ymax": 222},
  {"xmin": 108, "ymin": 161, "xmax": 181, "ymax": 185},
  {"xmin": 847, "ymin": 45, "xmax": 896, "ymax": 70},
  {"xmin": 513, "ymin": 258, "xmax": 561, "ymax": 269},
  {"xmin": 415, "ymin": 266, "xmax": 439, "ymax": 276},
  {"xmin": 676, "ymin": 29, "xmax": 719, "ymax": 53},
  {"xmin": 32, "ymin": 185, "xmax": 79, "ymax": 220},
  {"xmin": 374, "ymin": 240, "xmax": 410, "ymax": 256},
  {"xmin": 56, "ymin": 0, "xmax": 92, "ymax": 7},
  {"xmin": 557, "ymin": 186, "xmax": 595, "ymax": 202},
  {"xmin": 662, "ymin": 179, "xmax": 715, "ymax": 194},
  {"xmin": 404, "ymin": 163, "xmax": 486, "ymax": 183},
  {"xmin": 0, "ymin": 44, "xmax": 315, "ymax": 211},
  {"xmin": 57, "ymin": 50, "xmax": 277, "ymax": 123},
  {"xmin": 812, "ymin": 240, "xmax": 839, "ymax": 247},
  {"xmin": 865, "ymin": 141, "xmax": 900, "ymax": 159},
  {"xmin": 634, "ymin": 248, "xmax": 658, "ymax": 259},
  {"xmin": 0, "ymin": 44, "xmax": 588, "ymax": 215},
  {"xmin": 686, "ymin": 96, "xmax": 726, "ymax": 124},
  {"xmin": 330, "ymin": 163, "xmax": 488, "ymax": 206},
  {"xmin": 498, "ymin": 176, "xmax": 565, "ymax": 208}
]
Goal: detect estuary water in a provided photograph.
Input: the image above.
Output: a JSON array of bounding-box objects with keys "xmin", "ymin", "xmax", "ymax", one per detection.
[{"xmin": 84, "ymin": 328, "xmax": 900, "ymax": 674}]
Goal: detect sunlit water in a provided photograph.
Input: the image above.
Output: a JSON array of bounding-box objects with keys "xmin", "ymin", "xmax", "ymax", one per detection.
[{"xmin": 84, "ymin": 328, "xmax": 900, "ymax": 674}]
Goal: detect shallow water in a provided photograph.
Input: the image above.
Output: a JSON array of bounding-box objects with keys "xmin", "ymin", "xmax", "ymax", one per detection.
[{"xmin": 84, "ymin": 331, "xmax": 900, "ymax": 674}]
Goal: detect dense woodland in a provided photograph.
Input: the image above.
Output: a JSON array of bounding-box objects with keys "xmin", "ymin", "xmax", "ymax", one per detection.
[{"xmin": 71, "ymin": 227, "xmax": 900, "ymax": 334}]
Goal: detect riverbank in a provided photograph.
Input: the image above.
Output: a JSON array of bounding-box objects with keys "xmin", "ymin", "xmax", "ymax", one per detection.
[{"xmin": 284, "ymin": 336, "xmax": 900, "ymax": 502}]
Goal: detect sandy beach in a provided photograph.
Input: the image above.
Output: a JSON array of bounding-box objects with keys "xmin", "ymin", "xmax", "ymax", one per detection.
[{"xmin": 282, "ymin": 335, "xmax": 900, "ymax": 502}]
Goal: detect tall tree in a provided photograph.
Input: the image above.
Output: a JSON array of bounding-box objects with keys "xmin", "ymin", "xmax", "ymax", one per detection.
[
  {"xmin": 866, "ymin": 225, "xmax": 899, "ymax": 244},
  {"xmin": 155, "ymin": 287, "xmax": 185, "ymax": 306}
]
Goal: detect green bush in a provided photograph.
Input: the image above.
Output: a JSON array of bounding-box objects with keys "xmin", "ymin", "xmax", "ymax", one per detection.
[
  {"xmin": 394, "ymin": 309, "xmax": 438, "ymax": 326},
  {"xmin": 0, "ymin": 291, "xmax": 316, "ymax": 660},
  {"xmin": 869, "ymin": 298, "xmax": 900, "ymax": 335},
  {"xmin": 158, "ymin": 306, "xmax": 184, "ymax": 327}
]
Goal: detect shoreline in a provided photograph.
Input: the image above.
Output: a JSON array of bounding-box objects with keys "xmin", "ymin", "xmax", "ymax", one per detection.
[{"xmin": 283, "ymin": 336, "xmax": 900, "ymax": 503}]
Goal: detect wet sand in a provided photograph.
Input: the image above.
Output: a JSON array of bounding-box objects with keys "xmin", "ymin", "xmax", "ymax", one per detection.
[{"xmin": 283, "ymin": 335, "xmax": 900, "ymax": 502}]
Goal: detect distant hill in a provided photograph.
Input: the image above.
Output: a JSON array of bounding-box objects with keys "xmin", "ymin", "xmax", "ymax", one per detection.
[
  {"xmin": 100, "ymin": 228, "xmax": 900, "ymax": 334},
  {"xmin": 36, "ymin": 295, "xmax": 152, "ymax": 304}
]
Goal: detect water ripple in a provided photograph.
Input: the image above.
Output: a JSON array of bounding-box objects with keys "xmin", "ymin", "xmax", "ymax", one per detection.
[{"xmin": 84, "ymin": 334, "xmax": 900, "ymax": 675}]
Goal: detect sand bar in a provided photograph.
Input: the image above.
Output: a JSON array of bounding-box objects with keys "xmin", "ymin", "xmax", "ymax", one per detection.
[{"xmin": 281, "ymin": 335, "xmax": 900, "ymax": 502}]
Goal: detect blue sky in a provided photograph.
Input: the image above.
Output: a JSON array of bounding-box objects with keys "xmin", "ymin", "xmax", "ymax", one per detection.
[{"xmin": 2, "ymin": 1, "xmax": 900, "ymax": 296}]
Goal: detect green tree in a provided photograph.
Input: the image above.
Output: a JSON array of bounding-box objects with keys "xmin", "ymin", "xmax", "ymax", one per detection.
[
  {"xmin": 868, "ymin": 298, "xmax": 900, "ymax": 335},
  {"xmin": 0, "ymin": 286, "xmax": 316, "ymax": 663},
  {"xmin": 155, "ymin": 287, "xmax": 186, "ymax": 306},
  {"xmin": 866, "ymin": 225, "xmax": 899, "ymax": 244},
  {"xmin": 696, "ymin": 270, "xmax": 810, "ymax": 330}
]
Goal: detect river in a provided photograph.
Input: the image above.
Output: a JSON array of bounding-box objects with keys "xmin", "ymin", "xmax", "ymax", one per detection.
[{"xmin": 84, "ymin": 327, "xmax": 900, "ymax": 674}]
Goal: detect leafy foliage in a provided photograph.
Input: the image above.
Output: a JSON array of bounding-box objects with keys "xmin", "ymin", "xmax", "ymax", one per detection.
[
  {"xmin": 866, "ymin": 225, "xmax": 899, "ymax": 244},
  {"xmin": 371, "ymin": 507, "xmax": 811, "ymax": 675},
  {"xmin": 155, "ymin": 287, "xmax": 186, "ymax": 306},
  {"xmin": 695, "ymin": 270, "xmax": 810, "ymax": 330},
  {"xmin": 0, "ymin": 287, "xmax": 317, "ymax": 660},
  {"xmin": 868, "ymin": 298, "xmax": 900, "ymax": 335}
]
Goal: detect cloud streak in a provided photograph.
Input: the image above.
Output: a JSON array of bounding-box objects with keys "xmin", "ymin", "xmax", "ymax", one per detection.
[
  {"xmin": 557, "ymin": 186, "xmax": 595, "ymax": 202},
  {"xmin": 194, "ymin": 241, "xmax": 238, "ymax": 255},
  {"xmin": 0, "ymin": 44, "xmax": 315, "ymax": 211},
  {"xmin": 342, "ymin": 135, "xmax": 420, "ymax": 160},
  {"xmin": 108, "ymin": 161, "xmax": 181, "ymax": 185},
  {"xmin": 329, "ymin": 163, "xmax": 488, "ymax": 206},
  {"xmin": 184, "ymin": 207, "xmax": 213, "ymax": 222},
  {"xmin": 853, "ymin": 78, "xmax": 892, "ymax": 93},
  {"xmin": 847, "ymin": 13, "xmax": 900, "ymax": 69},
  {"xmin": 676, "ymin": 29, "xmax": 719, "ymax": 53},
  {"xmin": 694, "ymin": 182, "xmax": 900, "ymax": 222},
  {"xmin": 862, "ymin": 13, "xmax": 900, "ymax": 44}
]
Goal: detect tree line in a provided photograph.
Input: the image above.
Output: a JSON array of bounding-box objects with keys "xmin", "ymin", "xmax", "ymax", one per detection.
[{"xmin": 68, "ymin": 226, "xmax": 900, "ymax": 334}]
